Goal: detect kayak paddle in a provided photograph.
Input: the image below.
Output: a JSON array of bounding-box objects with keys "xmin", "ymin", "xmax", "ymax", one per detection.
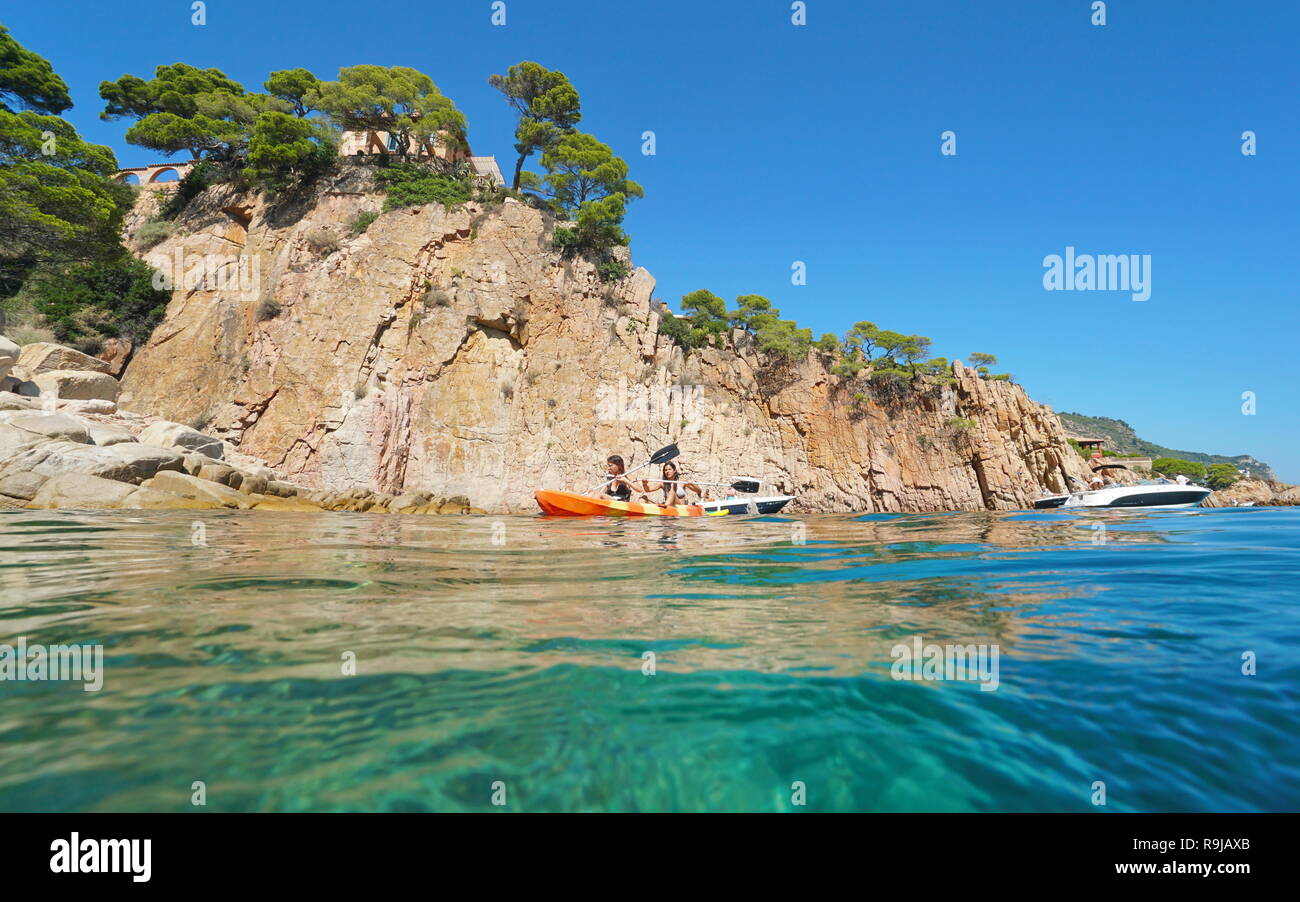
[{"xmin": 586, "ymin": 443, "xmax": 681, "ymax": 494}]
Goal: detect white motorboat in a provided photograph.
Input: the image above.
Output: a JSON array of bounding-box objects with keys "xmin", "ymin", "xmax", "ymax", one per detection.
[{"xmin": 1033, "ymin": 480, "xmax": 1212, "ymax": 510}]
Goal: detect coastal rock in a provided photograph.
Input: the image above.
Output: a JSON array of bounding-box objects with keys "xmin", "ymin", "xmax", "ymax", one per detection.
[
  {"xmin": 30, "ymin": 472, "xmax": 138, "ymax": 509},
  {"xmin": 181, "ymin": 452, "xmax": 210, "ymax": 475},
  {"xmin": 224, "ymin": 449, "xmax": 277, "ymax": 480},
  {"xmin": 117, "ymin": 177, "xmax": 1084, "ymax": 513},
  {"xmin": 123, "ymin": 486, "xmax": 221, "ymax": 510},
  {"xmin": 97, "ymin": 338, "xmax": 133, "ymax": 378},
  {"xmin": 4, "ymin": 440, "xmax": 183, "ymax": 483},
  {"xmin": 0, "ymin": 381, "xmax": 31, "ymax": 401},
  {"xmin": 32, "ymin": 370, "xmax": 120, "ymax": 402},
  {"xmin": 86, "ymin": 422, "xmax": 137, "ymax": 446},
  {"xmin": 142, "ymin": 470, "xmax": 254, "ymax": 508},
  {"xmin": 17, "ymin": 342, "xmax": 115, "ymax": 377},
  {"xmin": 389, "ymin": 490, "xmax": 431, "ymax": 512},
  {"xmin": 7, "ymin": 376, "xmax": 40, "ymax": 397},
  {"xmin": 265, "ymin": 480, "xmax": 301, "ymax": 498},
  {"xmin": 0, "ymin": 411, "xmax": 92, "ymax": 444},
  {"xmin": 252, "ymin": 496, "xmax": 322, "ymax": 512},
  {"xmin": 55, "ymin": 398, "xmax": 119, "ymax": 415},
  {"xmin": 197, "ymin": 462, "xmax": 239, "ymax": 486},
  {"xmin": 237, "ymin": 474, "xmax": 268, "ymax": 495},
  {"xmin": 136, "ymin": 421, "xmax": 225, "ymax": 459},
  {"xmin": 0, "ymin": 335, "xmax": 19, "ymax": 380},
  {"xmin": 1206, "ymin": 478, "xmax": 1300, "ymax": 508},
  {"xmin": 0, "ymin": 470, "xmax": 48, "ymax": 501}
]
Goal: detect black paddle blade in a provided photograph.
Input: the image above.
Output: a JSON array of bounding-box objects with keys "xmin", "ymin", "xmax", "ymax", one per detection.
[
  {"xmin": 730, "ymin": 479, "xmax": 761, "ymax": 493},
  {"xmin": 649, "ymin": 443, "xmax": 680, "ymax": 465}
]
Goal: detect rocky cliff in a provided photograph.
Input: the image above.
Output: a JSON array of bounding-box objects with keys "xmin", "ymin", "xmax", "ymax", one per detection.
[{"xmin": 117, "ymin": 168, "xmax": 1094, "ymax": 513}]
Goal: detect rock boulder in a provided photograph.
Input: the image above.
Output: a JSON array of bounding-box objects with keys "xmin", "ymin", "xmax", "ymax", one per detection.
[
  {"xmin": 0, "ymin": 335, "xmax": 19, "ymax": 380},
  {"xmin": 30, "ymin": 472, "xmax": 138, "ymax": 509},
  {"xmin": 137, "ymin": 421, "xmax": 224, "ymax": 459},
  {"xmin": 32, "ymin": 370, "xmax": 121, "ymax": 402},
  {"xmin": 17, "ymin": 343, "xmax": 115, "ymax": 377}
]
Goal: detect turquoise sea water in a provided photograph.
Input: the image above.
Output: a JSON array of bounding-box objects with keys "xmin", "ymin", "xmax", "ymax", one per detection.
[{"xmin": 0, "ymin": 506, "xmax": 1297, "ymax": 812}]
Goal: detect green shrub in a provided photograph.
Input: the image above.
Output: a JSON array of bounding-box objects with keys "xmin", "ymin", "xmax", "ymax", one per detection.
[
  {"xmin": 134, "ymin": 220, "xmax": 174, "ymax": 249},
  {"xmin": 1205, "ymin": 463, "xmax": 1242, "ymax": 490},
  {"xmin": 375, "ymin": 162, "xmax": 473, "ymax": 212},
  {"xmin": 754, "ymin": 318, "xmax": 812, "ymax": 360},
  {"xmin": 832, "ymin": 358, "xmax": 865, "ymax": 378},
  {"xmin": 657, "ymin": 312, "xmax": 704, "ymax": 349},
  {"xmin": 349, "ymin": 211, "xmax": 379, "ymax": 235},
  {"xmin": 551, "ymin": 226, "xmax": 576, "ymax": 249},
  {"xmin": 946, "ymin": 416, "xmax": 978, "ymax": 431},
  {"xmin": 4, "ymin": 322, "xmax": 56, "ymax": 346},
  {"xmin": 598, "ymin": 259, "xmax": 629, "ymax": 282},
  {"xmin": 25, "ymin": 254, "xmax": 170, "ymax": 347},
  {"xmin": 1152, "ymin": 458, "xmax": 1206, "ymax": 482}
]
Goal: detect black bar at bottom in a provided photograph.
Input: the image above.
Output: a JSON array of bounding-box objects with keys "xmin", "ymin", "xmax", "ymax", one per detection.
[{"xmin": 3, "ymin": 812, "xmax": 1284, "ymax": 888}]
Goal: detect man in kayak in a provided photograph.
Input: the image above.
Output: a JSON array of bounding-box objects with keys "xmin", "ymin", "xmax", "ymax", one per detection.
[{"xmin": 604, "ymin": 455, "xmax": 635, "ymax": 502}]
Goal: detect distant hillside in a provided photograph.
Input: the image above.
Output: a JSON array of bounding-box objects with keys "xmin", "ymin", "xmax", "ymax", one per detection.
[{"xmin": 1057, "ymin": 413, "xmax": 1274, "ymax": 479}]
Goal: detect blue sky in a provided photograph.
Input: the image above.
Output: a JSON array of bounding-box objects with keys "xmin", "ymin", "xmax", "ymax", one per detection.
[{"xmin": 7, "ymin": 0, "xmax": 1298, "ymax": 479}]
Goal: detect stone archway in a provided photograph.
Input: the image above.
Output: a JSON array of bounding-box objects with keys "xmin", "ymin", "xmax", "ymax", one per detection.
[{"xmin": 115, "ymin": 161, "xmax": 195, "ymax": 188}]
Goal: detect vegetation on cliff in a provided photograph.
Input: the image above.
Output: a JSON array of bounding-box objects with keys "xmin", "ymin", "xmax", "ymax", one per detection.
[
  {"xmin": 487, "ymin": 62, "xmax": 640, "ymax": 271},
  {"xmin": 657, "ymin": 287, "xmax": 1009, "ymax": 394},
  {"xmin": 100, "ymin": 55, "xmax": 640, "ymax": 279},
  {"xmin": 0, "ymin": 24, "xmax": 167, "ymax": 349}
]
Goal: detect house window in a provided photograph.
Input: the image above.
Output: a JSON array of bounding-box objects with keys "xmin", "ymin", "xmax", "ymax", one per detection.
[{"xmin": 386, "ymin": 135, "xmax": 398, "ymax": 152}]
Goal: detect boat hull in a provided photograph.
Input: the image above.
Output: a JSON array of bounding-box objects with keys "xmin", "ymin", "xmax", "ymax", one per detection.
[
  {"xmin": 535, "ymin": 490, "xmax": 793, "ymax": 517},
  {"xmin": 1032, "ymin": 485, "xmax": 1211, "ymax": 510}
]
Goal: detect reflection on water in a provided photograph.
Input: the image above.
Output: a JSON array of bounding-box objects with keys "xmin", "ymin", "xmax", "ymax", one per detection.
[{"xmin": 0, "ymin": 506, "xmax": 1297, "ymax": 812}]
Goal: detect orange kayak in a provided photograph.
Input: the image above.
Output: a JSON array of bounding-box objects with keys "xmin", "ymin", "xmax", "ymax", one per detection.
[{"xmin": 535, "ymin": 490, "xmax": 793, "ymax": 517}]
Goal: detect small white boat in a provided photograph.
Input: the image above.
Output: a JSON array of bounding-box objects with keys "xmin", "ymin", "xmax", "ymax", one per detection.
[{"xmin": 1034, "ymin": 481, "xmax": 1212, "ymax": 510}]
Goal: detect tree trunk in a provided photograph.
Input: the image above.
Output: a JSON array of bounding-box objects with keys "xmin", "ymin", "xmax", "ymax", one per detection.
[{"xmin": 511, "ymin": 152, "xmax": 526, "ymax": 190}]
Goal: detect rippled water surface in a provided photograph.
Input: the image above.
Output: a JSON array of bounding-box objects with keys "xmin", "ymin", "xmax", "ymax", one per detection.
[{"xmin": 1, "ymin": 506, "xmax": 1297, "ymax": 812}]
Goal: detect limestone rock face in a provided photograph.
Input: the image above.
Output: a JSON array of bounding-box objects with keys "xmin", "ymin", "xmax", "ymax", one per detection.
[
  {"xmin": 17, "ymin": 343, "xmax": 115, "ymax": 377},
  {"xmin": 0, "ymin": 385, "xmax": 467, "ymax": 512},
  {"xmin": 32, "ymin": 369, "xmax": 121, "ymax": 402},
  {"xmin": 119, "ymin": 177, "xmax": 1094, "ymax": 513}
]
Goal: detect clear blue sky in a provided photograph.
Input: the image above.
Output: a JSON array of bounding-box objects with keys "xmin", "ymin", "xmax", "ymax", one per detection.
[{"xmin": 7, "ymin": 0, "xmax": 1298, "ymax": 479}]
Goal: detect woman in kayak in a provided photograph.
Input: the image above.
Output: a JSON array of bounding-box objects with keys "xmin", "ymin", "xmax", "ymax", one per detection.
[
  {"xmin": 641, "ymin": 461, "xmax": 708, "ymax": 506},
  {"xmin": 604, "ymin": 455, "xmax": 635, "ymax": 502}
]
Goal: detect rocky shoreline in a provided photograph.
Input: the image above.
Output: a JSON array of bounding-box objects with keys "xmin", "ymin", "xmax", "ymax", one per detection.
[
  {"xmin": 0, "ymin": 335, "xmax": 482, "ymax": 514},
  {"xmin": 1203, "ymin": 479, "xmax": 1300, "ymax": 508}
]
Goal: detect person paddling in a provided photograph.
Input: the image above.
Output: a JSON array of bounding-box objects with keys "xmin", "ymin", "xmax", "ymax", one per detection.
[
  {"xmin": 604, "ymin": 454, "xmax": 635, "ymax": 502},
  {"xmin": 640, "ymin": 461, "xmax": 708, "ymax": 505}
]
